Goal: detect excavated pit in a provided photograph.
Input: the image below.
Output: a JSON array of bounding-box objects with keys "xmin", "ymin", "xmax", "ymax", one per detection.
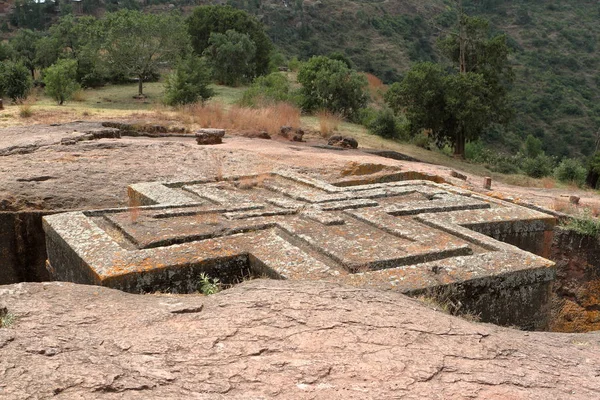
[
  {"xmin": 3, "ymin": 169, "xmax": 600, "ymax": 333},
  {"xmin": 41, "ymin": 171, "xmax": 567, "ymax": 331}
]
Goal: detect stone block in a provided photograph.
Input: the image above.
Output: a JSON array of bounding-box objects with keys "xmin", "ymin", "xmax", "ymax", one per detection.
[{"xmin": 195, "ymin": 129, "xmax": 225, "ymax": 145}]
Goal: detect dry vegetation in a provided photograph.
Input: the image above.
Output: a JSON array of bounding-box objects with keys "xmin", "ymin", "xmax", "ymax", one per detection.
[
  {"xmin": 316, "ymin": 110, "xmax": 342, "ymax": 137},
  {"xmin": 180, "ymin": 101, "xmax": 301, "ymax": 136},
  {"xmin": 363, "ymin": 72, "xmax": 386, "ymax": 103}
]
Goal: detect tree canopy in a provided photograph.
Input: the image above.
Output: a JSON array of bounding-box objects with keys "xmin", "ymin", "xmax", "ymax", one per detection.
[
  {"xmin": 43, "ymin": 59, "xmax": 80, "ymax": 105},
  {"xmin": 386, "ymin": 14, "xmax": 513, "ymax": 157},
  {"xmin": 187, "ymin": 5, "xmax": 272, "ymax": 78},
  {"xmin": 102, "ymin": 10, "xmax": 189, "ymax": 96},
  {"xmin": 203, "ymin": 30, "xmax": 256, "ymax": 87},
  {"xmin": 297, "ymin": 56, "xmax": 368, "ymax": 120}
]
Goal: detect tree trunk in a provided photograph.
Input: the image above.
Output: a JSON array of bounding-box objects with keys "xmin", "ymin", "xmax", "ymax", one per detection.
[
  {"xmin": 138, "ymin": 77, "xmax": 144, "ymax": 97},
  {"xmin": 586, "ymin": 171, "xmax": 599, "ymax": 189},
  {"xmin": 454, "ymin": 131, "xmax": 466, "ymax": 159}
]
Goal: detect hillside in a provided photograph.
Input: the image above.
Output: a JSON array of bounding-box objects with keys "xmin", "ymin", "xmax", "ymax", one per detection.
[
  {"xmin": 233, "ymin": 0, "xmax": 600, "ymax": 159},
  {"xmin": 1, "ymin": 0, "xmax": 599, "ymax": 159}
]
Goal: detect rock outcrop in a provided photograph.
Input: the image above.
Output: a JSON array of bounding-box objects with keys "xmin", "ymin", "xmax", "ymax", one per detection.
[{"xmin": 1, "ymin": 279, "xmax": 600, "ymax": 399}]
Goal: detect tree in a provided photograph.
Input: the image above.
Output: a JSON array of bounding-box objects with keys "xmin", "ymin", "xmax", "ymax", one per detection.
[
  {"xmin": 297, "ymin": 56, "xmax": 368, "ymax": 120},
  {"xmin": 46, "ymin": 15, "xmax": 106, "ymax": 87},
  {"xmin": 385, "ymin": 63, "xmax": 447, "ymax": 139},
  {"xmin": 435, "ymin": 10, "xmax": 513, "ymax": 157},
  {"xmin": 10, "ymin": 29, "xmax": 41, "ymax": 78},
  {"xmin": 386, "ymin": 12, "xmax": 512, "ymax": 158},
  {"xmin": 0, "ymin": 61, "xmax": 32, "ymax": 102},
  {"xmin": 164, "ymin": 56, "xmax": 214, "ymax": 106},
  {"xmin": 102, "ymin": 10, "xmax": 189, "ymax": 97},
  {"xmin": 187, "ymin": 5, "xmax": 272, "ymax": 78},
  {"xmin": 44, "ymin": 59, "xmax": 80, "ymax": 105},
  {"xmin": 203, "ymin": 30, "xmax": 256, "ymax": 86}
]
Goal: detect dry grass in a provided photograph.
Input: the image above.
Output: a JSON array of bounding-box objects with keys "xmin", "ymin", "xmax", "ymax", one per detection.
[
  {"xmin": 363, "ymin": 72, "xmax": 386, "ymax": 103},
  {"xmin": 316, "ymin": 110, "xmax": 342, "ymax": 138},
  {"xmin": 553, "ymin": 198, "xmax": 577, "ymax": 214},
  {"xmin": 235, "ymin": 173, "xmax": 270, "ymax": 189},
  {"xmin": 208, "ymin": 153, "xmax": 224, "ymax": 181},
  {"xmin": 71, "ymin": 89, "xmax": 87, "ymax": 102},
  {"xmin": 18, "ymin": 104, "xmax": 33, "ymax": 118},
  {"xmin": 181, "ymin": 101, "xmax": 301, "ymax": 136},
  {"xmin": 541, "ymin": 177, "xmax": 556, "ymax": 189}
]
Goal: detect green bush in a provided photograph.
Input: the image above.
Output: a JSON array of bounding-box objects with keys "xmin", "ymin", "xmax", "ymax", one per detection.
[
  {"xmin": 367, "ymin": 108, "xmax": 406, "ymax": 139},
  {"xmin": 563, "ymin": 211, "xmax": 600, "ymax": 237},
  {"xmin": 523, "ymin": 134, "xmax": 543, "ymax": 158},
  {"xmin": 288, "ymin": 56, "xmax": 301, "ymax": 71},
  {"xmin": 522, "ymin": 154, "xmax": 554, "ymax": 178},
  {"xmin": 554, "ymin": 158, "xmax": 586, "ymax": 185},
  {"xmin": 43, "ymin": 59, "xmax": 80, "ymax": 105},
  {"xmin": 0, "ymin": 61, "xmax": 32, "ymax": 102},
  {"xmin": 464, "ymin": 140, "xmax": 488, "ymax": 162},
  {"xmin": 164, "ymin": 56, "xmax": 214, "ymax": 106},
  {"xmin": 412, "ymin": 131, "xmax": 433, "ymax": 150},
  {"xmin": 239, "ymin": 72, "xmax": 297, "ymax": 107},
  {"xmin": 297, "ymin": 55, "xmax": 368, "ymax": 120}
]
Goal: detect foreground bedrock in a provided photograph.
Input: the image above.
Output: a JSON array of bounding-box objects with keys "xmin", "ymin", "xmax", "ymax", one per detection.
[{"xmin": 0, "ymin": 280, "xmax": 599, "ymax": 399}]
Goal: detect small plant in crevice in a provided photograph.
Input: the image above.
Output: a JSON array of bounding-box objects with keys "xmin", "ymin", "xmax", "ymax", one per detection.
[
  {"xmin": 198, "ymin": 273, "xmax": 222, "ymax": 295},
  {"xmin": 0, "ymin": 307, "xmax": 15, "ymax": 328}
]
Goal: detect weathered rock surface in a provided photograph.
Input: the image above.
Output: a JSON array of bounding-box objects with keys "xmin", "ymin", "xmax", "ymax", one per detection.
[
  {"xmin": 1, "ymin": 280, "xmax": 600, "ymax": 399},
  {"xmin": 195, "ymin": 129, "xmax": 225, "ymax": 145},
  {"xmin": 328, "ymin": 135, "xmax": 358, "ymax": 149}
]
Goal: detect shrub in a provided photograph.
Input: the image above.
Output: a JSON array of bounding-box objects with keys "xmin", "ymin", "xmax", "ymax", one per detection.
[
  {"xmin": 523, "ymin": 134, "xmax": 543, "ymax": 158},
  {"xmin": 44, "ymin": 59, "xmax": 80, "ymax": 105},
  {"xmin": 0, "ymin": 61, "xmax": 32, "ymax": 102},
  {"xmin": 522, "ymin": 154, "xmax": 554, "ymax": 178},
  {"xmin": 316, "ymin": 110, "xmax": 342, "ymax": 137},
  {"xmin": 489, "ymin": 160, "xmax": 520, "ymax": 175},
  {"xmin": 239, "ymin": 72, "xmax": 297, "ymax": 107},
  {"xmin": 465, "ymin": 140, "xmax": 488, "ymax": 162},
  {"xmin": 367, "ymin": 108, "xmax": 404, "ymax": 139},
  {"xmin": 554, "ymin": 158, "xmax": 586, "ymax": 186},
  {"xmin": 288, "ymin": 56, "xmax": 301, "ymax": 71},
  {"xmin": 0, "ymin": 308, "xmax": 15, "ymax": 328},
  {"xmin": 412, "ymin": 130, "xmax": 433, "ymax": 149},
  {"xmin": 18, "ymin": 103, "xmax": 33, "ymax": 118},
  {"xmin": 164, "ymin": 56, "xmax": 214, "ymax": 106},
  {"xmin": 563, "ymin": 211, "xmax": 600, "ymax": 237},
  {"xmin": 297, "ymin": 56, "xmax": 368, "ymax": 120}
]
